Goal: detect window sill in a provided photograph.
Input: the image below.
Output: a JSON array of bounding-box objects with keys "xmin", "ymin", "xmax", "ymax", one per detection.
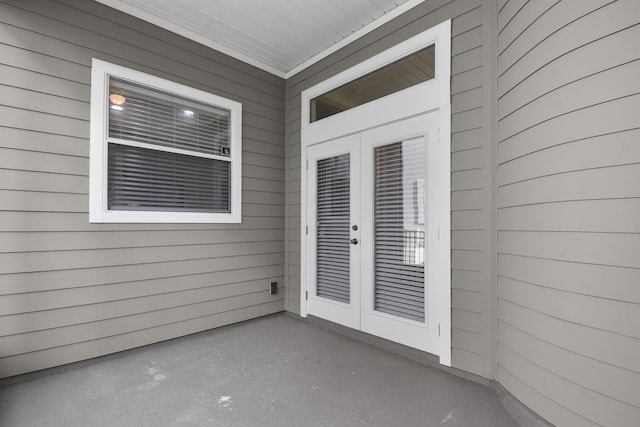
[{"xmin": 89, "ymin": 210, "xmax": 242, "ymax": 224}]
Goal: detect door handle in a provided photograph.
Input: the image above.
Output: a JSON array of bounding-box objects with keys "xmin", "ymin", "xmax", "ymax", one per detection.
[{"xmin": 350, "ymin": 238, "xmax": 358, "ymax": 245}]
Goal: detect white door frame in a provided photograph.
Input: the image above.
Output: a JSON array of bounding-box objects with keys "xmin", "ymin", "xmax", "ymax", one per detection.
[{"xmin": 300, "ymin": 20, "xmax": 451, "ymax": 366}]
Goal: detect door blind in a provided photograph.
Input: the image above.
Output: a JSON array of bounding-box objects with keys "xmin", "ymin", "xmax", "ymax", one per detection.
[
  {"xmin": 316, "ymin": 154, "xmax": 351, "ymax": 303},
  {"xmin": 374, "ymin": 138, "xmax": 426, "ymax": 322}
]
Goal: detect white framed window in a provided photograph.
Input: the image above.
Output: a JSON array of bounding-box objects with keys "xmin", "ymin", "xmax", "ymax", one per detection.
[{"xmin": 89, "ymin": 59, "xmax": 242, "ymax": 223}]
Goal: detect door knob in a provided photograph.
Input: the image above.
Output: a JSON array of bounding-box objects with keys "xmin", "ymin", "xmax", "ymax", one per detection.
[{"xmin": 350, "ymin": 238, "xmax": 358, "ymax": 245}]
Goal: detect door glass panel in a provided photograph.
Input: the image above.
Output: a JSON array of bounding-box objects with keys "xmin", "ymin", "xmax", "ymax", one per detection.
[
  {"xmin": 373, "ymin": 138, "xmax": 425, "ymax": 322},
  {"xmin": 310, "ymin": 45, "xmax": 435, "ymax": 122},
  {"xmin": 316, "ymin": 154, "xmax": 351, "ymax": 303}
]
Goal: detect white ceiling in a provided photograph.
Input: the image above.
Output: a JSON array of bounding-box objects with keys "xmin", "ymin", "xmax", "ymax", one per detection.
[{"xmin": 96, "ymin": 0, "xmax": 425, "ymax": 78}]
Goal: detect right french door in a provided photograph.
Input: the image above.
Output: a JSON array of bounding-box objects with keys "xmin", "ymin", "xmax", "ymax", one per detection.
[{"xmin": 307, "ymin": 112, "xmax": 444, "ymax": 354}]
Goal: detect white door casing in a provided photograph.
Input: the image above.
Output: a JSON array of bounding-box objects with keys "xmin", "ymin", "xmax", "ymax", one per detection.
[{"xmin": 300, "ymin": 20, "xmax": 451, "ymax": 366}]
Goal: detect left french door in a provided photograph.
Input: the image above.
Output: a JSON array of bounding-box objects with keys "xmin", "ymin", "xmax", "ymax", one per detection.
[{"xmin": 306, "ymin": 134, "xmax": 361, "ymax": 329}]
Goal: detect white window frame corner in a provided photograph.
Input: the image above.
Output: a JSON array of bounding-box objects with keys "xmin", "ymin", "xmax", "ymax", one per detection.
[{"xmin": 89, "ymin": 58, "xmax": 242, "ymax": 224}]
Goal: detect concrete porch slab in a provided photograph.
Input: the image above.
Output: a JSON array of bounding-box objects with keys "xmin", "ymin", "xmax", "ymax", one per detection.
[{"xmin": 0, "ymin": 313, "xmax": 518, "ymax": 426}]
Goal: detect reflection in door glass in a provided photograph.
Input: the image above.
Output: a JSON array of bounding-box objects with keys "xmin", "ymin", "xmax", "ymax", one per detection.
[
  {"xmin": 374, "ymin": 138, "xmax": 425, "ymax": 322},
  {"xmin": 316, "ymin": 154, "xmax": 351, "ymax": 303}
]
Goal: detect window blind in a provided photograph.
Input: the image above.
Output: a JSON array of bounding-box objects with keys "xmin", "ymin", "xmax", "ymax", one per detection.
[
  {"xmin": 108, "ymin": 144, "xmax": 230, "ymax": 212},
  {"xmin": 109, "ymin": 78, "xmax": 231, "ymax": 157},
  {"xmin": 316, "ymin": 154, "xmax": 351, "ymax": 303},
  {"xmin": 106, "ymin": 77, "xmax": 232, "ymax": 214},
  {"xmin": 374, "ymin": 139, "xmax": 426, "ymax": 322}
]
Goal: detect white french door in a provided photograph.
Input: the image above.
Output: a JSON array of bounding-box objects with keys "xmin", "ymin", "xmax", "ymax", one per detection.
[
  {"xmin": 306, "ymin": 134, "xmax": 361, "ymax": 329},
  {"xmin": 306, "ymin": 113, "xmax": 444, "ymax": 355}
]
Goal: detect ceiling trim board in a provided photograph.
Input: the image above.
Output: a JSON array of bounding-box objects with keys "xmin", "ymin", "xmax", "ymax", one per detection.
[{"xmin": 285, "ymin": 0, "xmax": 425, "ymax": 78}]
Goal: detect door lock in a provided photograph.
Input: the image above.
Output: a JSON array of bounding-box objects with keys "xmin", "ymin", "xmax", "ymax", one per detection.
[{"xmin": 350, "ymin": 238, "xmax": 359, "ymax": 245}]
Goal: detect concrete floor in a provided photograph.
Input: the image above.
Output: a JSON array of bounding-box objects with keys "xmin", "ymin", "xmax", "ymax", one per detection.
[{"xmin": 0, "ymin": 313, "xmax": 518, "ymax": 427}]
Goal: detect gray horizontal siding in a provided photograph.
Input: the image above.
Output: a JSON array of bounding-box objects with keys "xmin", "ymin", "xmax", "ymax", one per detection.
[
  {"xmin": 284, "ymin": 0, "xmax": 495, "ymax": 377},
  {"xmin": 0, "ymin": 0, "xmax": 285, "ymax": 378},
  {"xmin": 0, "ymin": 302, "xmax": 283, "ymax": 378},
  {"xmin": 497, "ymin": 0, "xmax": 640, "ymax": 425}
]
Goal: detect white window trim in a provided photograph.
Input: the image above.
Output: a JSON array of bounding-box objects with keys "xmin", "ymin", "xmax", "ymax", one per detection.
[{"xmin": 89, "ymin": 58, "xmax": 242, "ymax": 223}]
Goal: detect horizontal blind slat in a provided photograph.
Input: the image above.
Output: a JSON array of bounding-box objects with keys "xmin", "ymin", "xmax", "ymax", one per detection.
[
  {"xmin": 374, "ymin": 139, "xmax": 426, "ymax": 322},
  {"xmin": 108, "ymin": 143, "xmax": 230, "ymax": 213},
  {"xmin": 316, "ymin": 153, "xmax": 351, "ymax": 304},
  {"xmin": 108, "ymin": 77, "xmax": 231, "ymax": 157}
]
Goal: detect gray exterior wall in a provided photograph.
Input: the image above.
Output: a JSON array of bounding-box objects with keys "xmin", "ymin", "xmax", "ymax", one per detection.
[
  {"xmin": 3, "ymin": 0, "xmax": 639, "ymax": 424},
  {"xmin": 0, "ymin": 0, "xmax": 285, "ymax": 378},
  {"xmin": 496, "ymin": 0, "xmax": 640, "ymax": 425},
  {"xmin": 285, "ymin": 0, "xmax": 499, "ymax": 379}
]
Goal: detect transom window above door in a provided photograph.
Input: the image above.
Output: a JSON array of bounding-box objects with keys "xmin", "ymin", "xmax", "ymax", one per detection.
[
  {"xmin": 301, "ymin": 20, "xmax": 450, "ymax": 147},
  {"xmin": 310, "ymin": 44, "xmax": 435, "ymax": 122}
]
